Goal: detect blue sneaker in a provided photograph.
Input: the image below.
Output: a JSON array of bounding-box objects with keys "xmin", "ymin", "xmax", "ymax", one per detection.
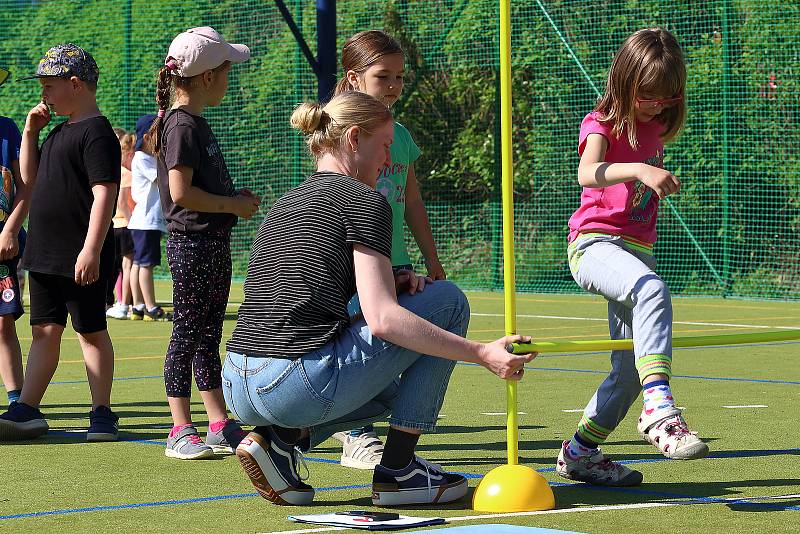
[
  {"xmin": 372, "ymin": 455, "xmax": 468, "ymax": 506},
  {"xmin": 87, "ymin": 405, "xmax": 119, "ymax": 442},
  {"xmin": 0, "ymin": 401, "xmax": 49, "ymax": 440},
  {"xmin": 235, "ymin": 427, "xmax": 314, "ymax": 506}
]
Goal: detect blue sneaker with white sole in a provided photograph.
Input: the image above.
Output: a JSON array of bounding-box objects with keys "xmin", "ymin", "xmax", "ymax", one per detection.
[
  {"xmin": 372, "ymin": 455, "xmax": 468, "ymax": 506},
  {"xmin": 87, "ymin": 405, "xmax": 119, "ymax": 442},
  {"xmin": 235, "ymin": 427, "xmax": 315, "ymax": 506},
  {"xmin": 0, "ymin": 401, "xmax": 49, "ymax": 440}
]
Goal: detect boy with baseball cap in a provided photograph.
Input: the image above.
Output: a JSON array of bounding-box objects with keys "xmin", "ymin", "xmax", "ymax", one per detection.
[{"xmin": 0, "ymin": 43, "xmax": 121, "ymax": 442}]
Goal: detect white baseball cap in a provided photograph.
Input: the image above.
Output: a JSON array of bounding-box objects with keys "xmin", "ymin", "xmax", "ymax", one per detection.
[{"xmin": 165, "ymin": 26, "xmax": 250, "ymax": 77}]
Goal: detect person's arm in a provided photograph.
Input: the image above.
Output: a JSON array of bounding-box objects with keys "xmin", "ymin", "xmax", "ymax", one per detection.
[
  {"xmin": 75, "ymin": 182, "xmax": 118, "ymax": 286},
  {"xmin": 168, "ymin": 165, "xmax": 260, "ymax": 218},
  {"xmin": 0, "ymin": 159, "xmax": 30, "ymax": 261},
  {"xmin": 353, "ymin": 243, "xmax": 533, "ymax": 379},
  {"xmin": 18, "ymin": 102, "xmax": 50, "ymax": 198},
  {"xmin": 403, "ymin": 165, "xmax": 445, "ymax": 280},
  {"xmin": 578, "ymin": 133, "xmax": 680, "ymax": 199}
]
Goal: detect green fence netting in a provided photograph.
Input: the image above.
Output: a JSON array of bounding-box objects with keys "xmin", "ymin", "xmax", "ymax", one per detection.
[{"xmin": 0, "ymin": 0, "xmax": 797, "ymax": 299}]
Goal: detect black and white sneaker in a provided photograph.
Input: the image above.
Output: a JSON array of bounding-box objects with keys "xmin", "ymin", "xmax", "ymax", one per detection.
[
  {"xmin": 372, "ymin": 455, "xmax": 468, "ymax": 506},
  {"xmin": 235, "ymin": 428, "xmax": 315, "ymax": 506}
]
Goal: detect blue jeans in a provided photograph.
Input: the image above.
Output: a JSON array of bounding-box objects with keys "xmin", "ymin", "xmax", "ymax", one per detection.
[{"xmin": 223, "ymin": 280, "xmax": 470, "ymax": 448}]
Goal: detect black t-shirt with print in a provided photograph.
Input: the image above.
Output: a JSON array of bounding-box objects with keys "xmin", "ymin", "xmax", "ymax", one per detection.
[
  {"xmin": 227, "ymin": 172, "xmax": 393, "ymax": 359},
  {"xmin": 157, "ymin": 109, "xmax": 236, "ymax": 234},
  {"xmin": 22, "ymin": 116, "xmax": 121, "ymax": 278}
]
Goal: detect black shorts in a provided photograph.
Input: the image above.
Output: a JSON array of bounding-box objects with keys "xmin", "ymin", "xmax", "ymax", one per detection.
[
  {"xmin": 28, "ymin": 271, "xmax": 108, "ymax": 333},
  {"xmin": 131, "ymin": 229, "xmax": 162, "ymax": 267},
  {"xmin": 114, "ymin": 227, "xmax": 134, "ymax": 257}
]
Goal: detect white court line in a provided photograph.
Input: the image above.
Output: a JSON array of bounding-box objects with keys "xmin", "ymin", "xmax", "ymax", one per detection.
[
  {"xmin": 264, "ymin": 501, "xmax": 682, "ymax": 534},
  {"xmin": 722, "ymin": 405, "xmax": 768, "ymax": 409},
  {"xmin": 470, "ymin": 313, "xmax": 800, "ymax": 330},
  {"xmin": 481, "ymin": 412, "xmax": 526, "ymax": 416},
  {"xmin": 562, "ymin": 409, "xmax": 584, "ymax": 413}
]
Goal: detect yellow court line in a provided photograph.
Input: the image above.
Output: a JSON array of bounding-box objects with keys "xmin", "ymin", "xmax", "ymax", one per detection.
[
  {"xmin": 60, "ymin": 355, "xmax": 165, "ymax": 364},
  {"xmin": 470, "ymin": 293, "xmax": 794, "ymax": 311},
  {"xmin": 18, "ymin": 335, "xmax": 168, "ymax": 342}
]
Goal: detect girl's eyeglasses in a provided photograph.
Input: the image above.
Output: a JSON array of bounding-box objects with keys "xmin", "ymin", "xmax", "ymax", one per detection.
[
  {"xmin": 635, "ymin": 93, "xmax": 683, "ymax": 111},
  {"xmin": 0, "ymin": 68, "xmax": 9, "ymax": 87}
]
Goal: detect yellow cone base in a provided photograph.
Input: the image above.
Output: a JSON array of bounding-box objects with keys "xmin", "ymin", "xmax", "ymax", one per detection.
[{"xmin": 472, "ymin": 464, "xmax": 555, "ymax": 512}]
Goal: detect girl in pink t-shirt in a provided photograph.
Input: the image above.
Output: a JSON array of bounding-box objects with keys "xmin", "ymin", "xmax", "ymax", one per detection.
[{"xmin": 558, "ymin": 28, "xmax": 707, "ymax": 488}]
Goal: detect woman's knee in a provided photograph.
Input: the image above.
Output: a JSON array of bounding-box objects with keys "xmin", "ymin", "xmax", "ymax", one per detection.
[{"xmin": 426, "ymin": 280, "xmax": 470, "ymax": 327}]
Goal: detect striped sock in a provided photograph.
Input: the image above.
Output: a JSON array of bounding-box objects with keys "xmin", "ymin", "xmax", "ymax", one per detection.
[
  {"xmin": 642, "ymin": 380, "xmax": 675, "ymax": 417},
  {"xmin": 7, "ymin": 389, "xmax": 21, "ymax": 404},
  {"xmin": 566, "ymin": 432, "xmax": 599, "ymax": 460}
]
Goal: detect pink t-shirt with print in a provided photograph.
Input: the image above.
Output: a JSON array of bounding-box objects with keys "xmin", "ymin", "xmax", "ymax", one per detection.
[{"xmin": 567, "ymin": 111, "xmax": 665, "ymax": 245}]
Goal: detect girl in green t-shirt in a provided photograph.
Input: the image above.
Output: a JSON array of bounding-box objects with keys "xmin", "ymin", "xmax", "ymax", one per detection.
[{"xmin": 331, "ymin": 30, "xmax": 445, "ymax": 470}]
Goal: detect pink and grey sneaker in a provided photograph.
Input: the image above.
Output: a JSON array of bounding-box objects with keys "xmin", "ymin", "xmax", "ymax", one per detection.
[
  {"xmin": 556, "ymin": 440, "xmax": 643, "ymax": 487},
  {"xmin": 638, "ymin": 409, "xmax": 709, "ymax": 460},
  {"xmin": 206, "ymin": 419, "xmax": 248, "ymax": 454},
  {"xmin": 165, "ymin": 424, "xmax": 214, "ymax": 460}
]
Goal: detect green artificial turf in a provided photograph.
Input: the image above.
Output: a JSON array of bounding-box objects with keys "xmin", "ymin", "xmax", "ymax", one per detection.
[{"xmin": 3, "ymin": 283, "xmax": 799, "ymax": 533}]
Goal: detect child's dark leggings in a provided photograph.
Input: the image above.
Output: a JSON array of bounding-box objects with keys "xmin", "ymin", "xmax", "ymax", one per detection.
[{"xmin": 164, "ymin": 231, "xmax": 231, "ymax": 398}]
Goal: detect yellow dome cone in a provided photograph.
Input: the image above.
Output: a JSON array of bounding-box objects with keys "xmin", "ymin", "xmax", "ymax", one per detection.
[
  {"xmin": 473, "ymin": 464, "xmax": 555, "ymax": 512},
  {"xmin": 473, "ymin": 0, "xmax": 556, "ymax": 513}
]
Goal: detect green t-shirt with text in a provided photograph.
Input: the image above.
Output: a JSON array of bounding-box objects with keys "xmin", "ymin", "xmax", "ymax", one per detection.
[{"xmin": 375, "ymin": 122, "xmax": 421, "ymax": 266}]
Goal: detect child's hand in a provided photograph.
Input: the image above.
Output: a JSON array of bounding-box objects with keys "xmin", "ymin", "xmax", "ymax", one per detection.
[
  {"xmin": 425, "ymin": 257, "xmax": 447, "ymax": 280},
  {"xmin": 638, "ymin": 164, "xmax": 681, "ymax": 199},
  {"xmin": 231, "ymin": 192, "xmax": 260, "ymax": 219},
  {"xmin": 74, "ymin": 248, "xmax": 100, "ymax": 286},
  {"xmin": 0, "ymin": 230, "xmax": 19, "ymax": 261},
  {"xmin": 25, "ymin": 102, "xmax": 51, "ymax": 134},
  {"xmin": 394, "ymin": 269, "xmax": 433, "ymax": 296}
]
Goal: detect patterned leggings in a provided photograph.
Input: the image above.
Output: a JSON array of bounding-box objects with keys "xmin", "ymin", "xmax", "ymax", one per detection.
[{"xmin": 164, "ymin": 232, "xmax": 231, "ymax": 397}]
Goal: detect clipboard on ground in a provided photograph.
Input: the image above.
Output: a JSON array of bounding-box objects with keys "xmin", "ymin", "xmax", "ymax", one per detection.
[{"xmin": 288, "ymin": 511, "xmax": 446, "ymax": 530}]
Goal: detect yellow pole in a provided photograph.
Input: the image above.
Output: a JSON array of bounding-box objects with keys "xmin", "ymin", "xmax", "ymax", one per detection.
[
  {"xmin": 472, "ymin": 1, "xmax": 555, "ymax": 513},
  {"xmin": 499, "ymin": 0, "xmax": 518, "ymax": 466},
  {"xmin": 507, "ymin": 330, "xmax": 800, "ymax": 354}
]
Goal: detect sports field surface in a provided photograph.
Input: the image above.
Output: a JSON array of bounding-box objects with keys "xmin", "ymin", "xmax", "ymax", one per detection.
[{"xmin": 4, "ymin": 282, "xmax": 799, "ymax": 533}]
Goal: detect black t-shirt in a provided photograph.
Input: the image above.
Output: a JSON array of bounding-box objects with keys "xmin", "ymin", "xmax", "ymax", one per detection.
[
  {"xmin": 22, "ymin": 116, "xmax": 120, "ymax": 278},
  {"xmin": 227, "ymin": 172, "xmax": 392, "ymax": 359},
  {"xmin": 157, "ymin": 109, "xmax": 236, "ymax": 234}
]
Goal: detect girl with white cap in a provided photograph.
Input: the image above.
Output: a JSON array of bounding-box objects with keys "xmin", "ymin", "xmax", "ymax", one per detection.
[{"xmin": 149, "ymin": 27, "xmax": 260, "ymax": 460}]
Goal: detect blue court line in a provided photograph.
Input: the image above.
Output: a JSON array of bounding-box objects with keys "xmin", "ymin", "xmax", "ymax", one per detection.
[
  {"xmin": 456, "ymin": 361, "xmax": 800, "ymax": 385},
  {"xmin": 4, "ymin": 459, "xmax": 798, "ymax": 521},
  {"xmin": 529, "ymin": 367, "xmax": 800, "ymax": 386},
  {"xmin": 547, "ymin": 481, "xmax": 800, "ymax": 512},
  {"xmin": 0, "ymin": 484, "xmax": 372, "ymax": 520}
]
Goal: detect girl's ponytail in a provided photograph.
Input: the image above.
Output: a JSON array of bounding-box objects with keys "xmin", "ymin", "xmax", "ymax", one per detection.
[
  {"xmin": 334, "ymin": 76, "xmax": 353, "ymax": 96},
  {"xmin": 149, "ymin": 65, "xmax": 173, "ymax": 155}
]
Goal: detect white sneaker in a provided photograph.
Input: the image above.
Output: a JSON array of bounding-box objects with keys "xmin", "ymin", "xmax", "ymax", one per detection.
[
  {"xmin": 638, "ymin": 410, "xmax": 709, "ymax": 460},
  {"xmin": 555, "ymin": 440, "xmax": 643, "ymax": 486},
  {"xmin": 333, "ymin": 431, "xmax": 384, "ymax": 470},
  {"xmin": 105, "ymin": 303, "xmax": 130, "ymax": 320}
]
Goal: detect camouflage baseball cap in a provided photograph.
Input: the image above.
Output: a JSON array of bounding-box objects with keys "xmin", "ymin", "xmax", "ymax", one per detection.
[{"xmin": 22, "ymin": 43, "xmax": 99, "ymax": 83}]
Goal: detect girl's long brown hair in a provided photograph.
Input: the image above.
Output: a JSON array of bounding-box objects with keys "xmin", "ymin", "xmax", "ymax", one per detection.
[
  {"xmin": 334, "ymin": 30, "xmax": 404, "ymax": 95},
  {"xmin": 595, "ymin": 28, "xmax": 686, "ymax": 148}
]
